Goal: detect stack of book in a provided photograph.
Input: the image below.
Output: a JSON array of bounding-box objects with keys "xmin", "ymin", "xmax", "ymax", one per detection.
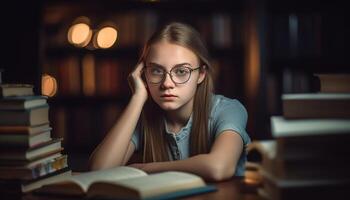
[
  {"xmin": 0, "ymin": 84, "xmax": 71, "ymax": 196},
  {"xmin": 248, "ymin": 74, "xmax": 350, "ymax": 200}
]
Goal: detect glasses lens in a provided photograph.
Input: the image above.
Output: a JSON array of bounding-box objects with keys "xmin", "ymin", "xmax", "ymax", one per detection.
[
  {"xmin": 146, "ymin": 66, "xmax": 164, "ymax": 83},
  {"xmin": 145, "ymin": 64, "xmax": 194, "ymax": 84},
  {"xmin": 171, "ymin": 66, "xmax": 191, "ymax": 84}
]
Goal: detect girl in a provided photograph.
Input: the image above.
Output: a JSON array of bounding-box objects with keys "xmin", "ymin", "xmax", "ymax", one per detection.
[{"xmin": 89, "ymin": 22, "xmax": 250, "ymax": 181}]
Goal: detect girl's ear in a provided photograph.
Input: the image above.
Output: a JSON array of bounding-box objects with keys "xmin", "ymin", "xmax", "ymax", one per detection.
[{"xmin": 197, "ymin": 65, "xmax": 207, "ymax": 84}]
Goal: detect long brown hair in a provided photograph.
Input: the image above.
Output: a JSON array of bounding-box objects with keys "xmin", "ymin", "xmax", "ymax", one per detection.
[{"xmin": 139, "ymin": 22, "xmax": 214, "ymax": 162}]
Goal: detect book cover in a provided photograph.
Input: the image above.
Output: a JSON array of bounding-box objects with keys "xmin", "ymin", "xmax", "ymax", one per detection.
[
  {"xmin": 0, "ymin": 95, "xmax": 48, "ymax": 110},
  {"xmin": 270, "ymin": 116, "xmax": 350, "ymax": 159},
  {"xmin": 0, "ymin": 123, "xmax": 51, "ymax": 135},
  {"xmin": 0, "ymin": 105, "xmax": 49, "ymax": 126},
  {"xmin": 0, "ymin": 84, "xmax": 34, "ymax": 97},
  {"xmin": 0, "ymin": 167, "xmax": 72, "ymax": 193},
  {"xmin": 270, "ymin": 116, "xmax": 350, "ymax": 138},
  {"xmin": 0, "ymin": 138, "xmax": 63, "ymax": 161},
  {"xmin": 282, "ymin": 93, "xmax": 350, "ymax": 118},
  {"xmin": 247, "ymin": 140, "xmax": 350, "ymax": 180},
  {"xmin": 0, "ymin": 154, "xmax": 68, "ymax": 180},
  {"xmin": 315, "ymin": 73, "xmax": 350, "ymax": 93},
  {"xmin": 0, "ymin": 152, "xmax": 62, "ymax": 167},
  {"xmin": 259, "ymin": 169, "xmax": 350, "ymax": 200},
  {"xmin": 0, "ymin": 129, "xmax": 52, "ymax": 147}
]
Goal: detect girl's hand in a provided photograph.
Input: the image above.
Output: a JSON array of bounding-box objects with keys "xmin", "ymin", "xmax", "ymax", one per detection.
[
  {"xmin": 128, "ymin": 162, "xmax": 161, "ymax": 173},
  {"xmin": 128, "ymin": 163, "xmax": 148, "ymax": 171},
  {"xmin": 128, "ymin": 62, "xmax": 148, "ymax": 101}
]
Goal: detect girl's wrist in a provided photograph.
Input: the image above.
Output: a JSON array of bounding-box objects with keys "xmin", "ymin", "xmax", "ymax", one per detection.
[{"xmin": 132, "ymin": 92, "xmax": 148, "ymax": 104}]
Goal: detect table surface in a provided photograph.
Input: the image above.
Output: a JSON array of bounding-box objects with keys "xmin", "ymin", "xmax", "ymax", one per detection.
[{"xmin": 181, "ymin": 177, "xmax": 264, "ymax": 200}]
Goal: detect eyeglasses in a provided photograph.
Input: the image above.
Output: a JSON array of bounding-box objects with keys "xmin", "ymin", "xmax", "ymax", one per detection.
[{"xmin": 144, "ymin": 64, "xmax": 201, "ymax": 84}]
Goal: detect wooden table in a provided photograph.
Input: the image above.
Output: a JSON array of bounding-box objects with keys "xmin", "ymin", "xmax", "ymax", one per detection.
[{"xmin": 181, "ymin": 177, "xmax": 264, "ymax": 200}]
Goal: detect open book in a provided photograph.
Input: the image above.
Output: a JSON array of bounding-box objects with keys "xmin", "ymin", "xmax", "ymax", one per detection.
[{"xmin": 34, "ymin": 166, "xmax": 216, "ymax": 200}]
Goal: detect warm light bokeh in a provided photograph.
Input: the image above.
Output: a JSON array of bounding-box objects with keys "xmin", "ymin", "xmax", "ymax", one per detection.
[
  {"xmin": 95, "ymin": 27, "xmax": 117, "ymax": 49},
  {"xmin": 67, "ymin": 23, "xmax": 92, "ymax": 47},
  {"xmin": 42, "ymin": 74, "xmax": 58, "ymax": 97}
]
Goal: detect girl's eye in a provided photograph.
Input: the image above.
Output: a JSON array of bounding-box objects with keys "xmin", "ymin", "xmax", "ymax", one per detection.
[
  {"xmin": 174, "ymin": 67, "xmax": 190, "ymax": 75},
  {"xmin": 150, "ymin": 67, "xmax": 164, "ymax": 75}
]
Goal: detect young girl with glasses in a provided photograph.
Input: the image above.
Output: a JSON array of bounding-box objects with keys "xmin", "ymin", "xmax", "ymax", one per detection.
[{"xmin": 89, "ymin": 22, "xmax": 250, "ymax": 181}]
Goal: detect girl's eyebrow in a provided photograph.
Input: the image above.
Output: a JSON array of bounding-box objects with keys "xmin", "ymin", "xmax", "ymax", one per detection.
[{"xmin": 148, "ymin": 62, "xmax": 192, "ymax": 69}]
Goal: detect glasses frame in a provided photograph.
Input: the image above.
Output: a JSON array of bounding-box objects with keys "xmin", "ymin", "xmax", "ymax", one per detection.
[{"xmin": 144, "ymin": 64, "xmax": 202, "ymax": 84}]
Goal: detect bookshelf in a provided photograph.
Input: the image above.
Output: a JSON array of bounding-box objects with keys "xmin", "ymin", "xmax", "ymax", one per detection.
[
  {"xmin": 0, "ymin": 1, "xmax": 42, "ymax": 94},
  {"xmin": 257, "ymin": 0, "xmax": 350, "ymax": 137},
  {"xmin": 40, "ymin": 0, "xmax": 247, "ymax": 170}
]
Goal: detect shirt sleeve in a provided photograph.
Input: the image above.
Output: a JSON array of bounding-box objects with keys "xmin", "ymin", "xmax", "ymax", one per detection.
[
  {"xmin": 212, "ymin": 98, "xmax": 250, "ymax": 146},
  {"xmin": 131, "ymin": 121, "xmax": 141, "ymax": 151}
]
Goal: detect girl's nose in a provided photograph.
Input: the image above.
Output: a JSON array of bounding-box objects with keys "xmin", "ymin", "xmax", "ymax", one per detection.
[{"xmin": 161, "ymin": 73, "xmax": 175, "ymax": 89}]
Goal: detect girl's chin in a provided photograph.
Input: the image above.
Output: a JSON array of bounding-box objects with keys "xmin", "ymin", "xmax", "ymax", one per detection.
[{"xmin": 156, "ymin": 102, "xmax": 181, "ymax": 111}]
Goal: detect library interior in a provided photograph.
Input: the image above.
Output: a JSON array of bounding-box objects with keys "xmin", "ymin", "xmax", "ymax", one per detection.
[{"xmin": 0, "ymin": 0, "xmax": 349, "ymax": 199}]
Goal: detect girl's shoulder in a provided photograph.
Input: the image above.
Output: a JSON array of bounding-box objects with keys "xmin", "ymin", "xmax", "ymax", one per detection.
[{"xmin": 211, "ymin": 94, "xmax": 246, "ymax": 111}]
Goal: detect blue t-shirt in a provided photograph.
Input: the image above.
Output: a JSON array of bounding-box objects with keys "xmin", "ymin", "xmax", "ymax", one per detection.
[{"xmin": 131, "ymin": 94, "xmax": 251, "ymax": 176}]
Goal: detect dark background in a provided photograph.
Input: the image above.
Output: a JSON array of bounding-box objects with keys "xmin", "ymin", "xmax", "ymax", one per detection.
[{"xmin": 1, "ymin": 0, "xmax": 349, "ymax": 171}]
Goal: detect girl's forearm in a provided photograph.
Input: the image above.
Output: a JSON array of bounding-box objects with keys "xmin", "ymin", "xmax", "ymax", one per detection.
[
  {"xmin": 89, "ymin": 94, "xmax": 146, "ymax": 170},
  {"xmin": 140, "ymin": 154, "xmax": 235, "ymax": 181}
]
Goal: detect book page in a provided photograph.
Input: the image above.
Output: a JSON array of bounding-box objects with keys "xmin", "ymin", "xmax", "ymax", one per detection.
[
  {"xmin": 37, "ymin": 166, "xmax": 147, "ymax": 195},
  {"xmin": 247, "ymin": 140, "xmax": 276, "ymax": 160},
  {"xmin": 89, "ymin": 171, "xmax": 205, "ymax": 199},
  {"xmin": 70, "ymin": 166, "xmax": 147, "ymax": 191}
]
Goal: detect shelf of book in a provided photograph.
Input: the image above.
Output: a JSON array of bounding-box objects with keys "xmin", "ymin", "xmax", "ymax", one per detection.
[
  {"xmin": 269, "ymin": 57, "xmax": 350, "ymax": 73},
  {"xmin": 44, "ymin": 0, "xmax": 244, "ymax": 14},
  {"xmin": 45, "ymin": 46, "xmax": 141, "ymax": 59},
  {"xmin": 260, "ymin": 1, "xmax": 350, "ymax": 121},
  {"xmin": 48, "ymin": 96, "xmax": 129, "ymax": 106},
  {"xmin": 45, "ymin": 45, "xmax": 244, "ymax": 60}
]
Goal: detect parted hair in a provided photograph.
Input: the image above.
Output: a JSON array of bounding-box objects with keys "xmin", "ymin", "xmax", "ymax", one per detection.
[{"xmin": 138, "ymin": 22, "xmax": 214, "ymax": 162}]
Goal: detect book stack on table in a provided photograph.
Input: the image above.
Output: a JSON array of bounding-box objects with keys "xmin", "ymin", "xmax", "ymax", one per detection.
[
  {"xmin": 0, "ymin": 83, "xmax": 71, "ymax": 196},
  {"xmin": 248, "ymin": 74, "xmax": 350, "ymax": 200}
]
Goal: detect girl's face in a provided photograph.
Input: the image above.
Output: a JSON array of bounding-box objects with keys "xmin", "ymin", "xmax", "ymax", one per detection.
[{"xmin": 145, "ymin": 41, "xmax": 206, "ymax": 112}]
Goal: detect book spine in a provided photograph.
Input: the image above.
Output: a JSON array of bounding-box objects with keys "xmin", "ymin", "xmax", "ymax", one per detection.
[
  {"xmin": 29, "ymin": 155, "xmax": 68, "ymax": 180},
  {"xmin": 0, "ymin": 155, "xmax": 68, "ymax": 180}
]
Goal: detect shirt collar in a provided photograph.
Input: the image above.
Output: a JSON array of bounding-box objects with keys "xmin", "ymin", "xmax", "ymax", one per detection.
[{"xmin": 164, "ymin": 114, "xmax": 193, "ymax": 141}]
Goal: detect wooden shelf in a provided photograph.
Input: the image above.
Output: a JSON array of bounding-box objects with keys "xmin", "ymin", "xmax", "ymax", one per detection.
[
  {"xmin": 48, "ymin": 95, "xmax": 130, "ymax": 106},
  {"xmin": 45, "ymin": 46, "xmax": 141, "ymax": 59},
  {"xmin": 269, "ymin": 56, "xmax": 350, "ymax": 73},
  {"xmin": 46, "ymin": 45, "xmax": 244, "ymax": 60},
  {"xmin": 266, "ymin": 0, "xmax": 347, "ymax": 14},
  {"xmin": 44, "ymin": 0, "xmax": 245, "ymax": 14}
]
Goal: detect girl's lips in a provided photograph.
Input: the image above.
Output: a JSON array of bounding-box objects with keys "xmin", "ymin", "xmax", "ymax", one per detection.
[
  {"xmin": 160, "ymin": 95, "xmax": 177, "ymax": 101},
  {"xmin": 161, "ymin": 94, "xmax": 177, "ymax": 97}
]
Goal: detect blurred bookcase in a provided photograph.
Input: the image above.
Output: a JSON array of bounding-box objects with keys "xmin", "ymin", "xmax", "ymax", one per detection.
[
  {"xmin": 258, "ymin": 0, "xmax": 350, "ymax": 137},
  {"xmin": 40, "ymin": 0, "xmax": 247, "ymax": 169}
]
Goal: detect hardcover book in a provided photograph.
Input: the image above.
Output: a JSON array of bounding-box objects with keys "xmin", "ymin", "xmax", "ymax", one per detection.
[
  {"xmin": 34, "ymin": 166, "xmax": 216, "ymax": 200},
  {"xmin": 0, "ymin": 105, "xmax": 49, "ymax": 126},
  {"xmin": 282, "ymin": 93, "xmax": 350, "ymax": 119},
  {"xmin": 0, "ymin": 95, "xmax": 48, "ymax": 110},
  {"xmin": 0, "ymin": 84, "xmax": 34, "ymax": 97}
]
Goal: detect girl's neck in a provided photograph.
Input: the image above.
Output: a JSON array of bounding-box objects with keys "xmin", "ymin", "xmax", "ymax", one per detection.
[{"xmin": 165, "ymin": 98, "xmax": 193, "ymax": 129}]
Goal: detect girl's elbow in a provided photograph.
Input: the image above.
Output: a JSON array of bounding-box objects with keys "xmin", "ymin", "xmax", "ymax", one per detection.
[
  {"xmin": 207, "ymin": 163, "xmax": 235, "ymax": 182},
  {"xmin": 88, "ymin": 157, "xmax": 102, "ymax": 171},
  {"xmin": 89, "ymin": 156, "xmax": 126, "ymax": 171},
  {"xmin": 88, "ymin": 155, "xmax": 113, "ymax": 171}
]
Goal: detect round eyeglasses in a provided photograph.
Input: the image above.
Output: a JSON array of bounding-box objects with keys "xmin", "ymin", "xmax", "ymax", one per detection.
[{"xmin": 144, "ymin": 64, "xmax": 201, "ymax": 84}]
